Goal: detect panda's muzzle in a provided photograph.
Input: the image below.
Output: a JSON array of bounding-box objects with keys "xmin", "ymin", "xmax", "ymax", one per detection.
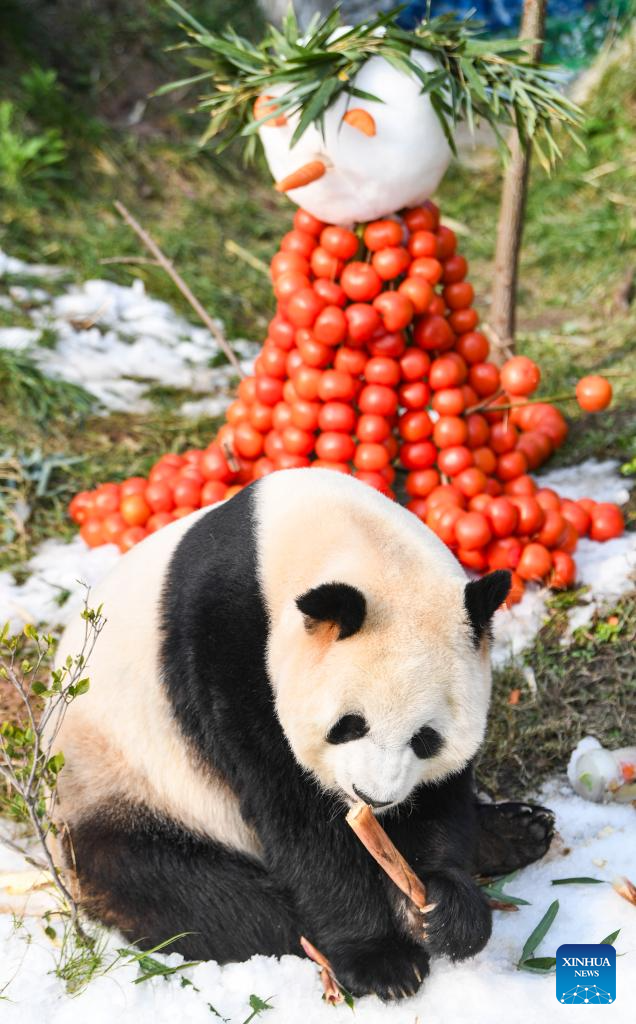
[{"xmin": 352, "ymin": 784, "xmax": 393, "ymax": 810}]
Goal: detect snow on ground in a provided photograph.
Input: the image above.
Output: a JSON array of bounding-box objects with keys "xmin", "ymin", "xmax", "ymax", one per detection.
[
  {"xmin": 1, "ymin": 783, "xmax": 634, "ymax": 1023},
  {"xmin": 0, "ymin": 249, "xmax": 256, "ymax": 413}
]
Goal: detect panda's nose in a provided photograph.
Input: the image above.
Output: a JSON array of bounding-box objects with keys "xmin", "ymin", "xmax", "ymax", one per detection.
[{"xmin": 352, "ymin": 784, "xmax": 392, "ymax": 809}]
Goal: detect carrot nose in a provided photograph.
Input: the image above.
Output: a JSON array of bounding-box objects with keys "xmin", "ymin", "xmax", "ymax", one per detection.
[
  {"xmin": 253, "ymin": 94, "xmax": 287, "ymax": 127},
  {"xmin": 342, "ymin": 108, "xmax": 376, "ymax": 137},
  {"xmin": 275, "ymin": 160, "xmax": 327, "ymax": 193}
]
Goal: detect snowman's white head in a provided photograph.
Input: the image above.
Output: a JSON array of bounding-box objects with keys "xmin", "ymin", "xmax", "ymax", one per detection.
[{"xmin": 257, "ymin": 48, "xmax": 452, "ymax": 226}]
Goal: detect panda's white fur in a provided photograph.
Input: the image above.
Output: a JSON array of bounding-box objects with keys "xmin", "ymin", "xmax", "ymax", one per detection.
[{"xmin": 55, "ymin": 469, "xmax": 491, "ymax": 844}]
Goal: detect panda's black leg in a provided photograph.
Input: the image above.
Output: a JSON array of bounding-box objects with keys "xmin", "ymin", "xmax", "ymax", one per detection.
[
  {"xmin": 472, "ymin": 801, "xmax": 555, "ymax": 877},
  {"xmin": 69, "ymin": 812, "xmax": 299, "ymax": 962}
]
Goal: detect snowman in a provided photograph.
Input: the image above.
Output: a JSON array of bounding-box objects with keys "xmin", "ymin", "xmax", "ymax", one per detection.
[{"xmin": 256, "ymin": 47, "xmax": 453, "ymax": 225}]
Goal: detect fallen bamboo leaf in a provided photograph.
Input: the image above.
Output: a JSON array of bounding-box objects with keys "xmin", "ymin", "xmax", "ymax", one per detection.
[
  {"xmin": 600, "ymin": 928, "xmax": 621, "ymax": 946},
  {"xmin": 551, "ymin": 876, "xmax": 606, "ymax": 885},
  {"xmin": 518, "ymin": 900, "xmax": 560, "ymax": 967}
]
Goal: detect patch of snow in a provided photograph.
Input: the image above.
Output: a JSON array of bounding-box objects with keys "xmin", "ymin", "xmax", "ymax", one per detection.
[
  {"xmin": 0, "ymin": 252, "xmax": 68, "ymax": 279},
  {"xmin": 537, "ymin": 459, "xmax": 631, "ymax": 507},
  {"xmin": 0, "ymin": 250, "xmax": 257, "ymax": 414},
  {"xmin": 0, "ymin": 783, "xmax": 634, "ymax": 1022}
]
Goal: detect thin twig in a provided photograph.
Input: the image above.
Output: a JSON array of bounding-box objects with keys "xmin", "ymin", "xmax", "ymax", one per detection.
[
  {"xmin": 98, "ymin": 256, "xmax": 160, "ymax": 267},
  {"xmin": 224, "ymin": 239, "xmax": 270, "ymax": 277},
  {"xmin": 113, "ymin": 201, "xmax": 245, "ymax": 378}
]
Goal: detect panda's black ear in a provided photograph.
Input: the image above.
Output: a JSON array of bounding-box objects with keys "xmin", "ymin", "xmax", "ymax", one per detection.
[
  {"xmin": 296, "ymin": 583, "xmax": 366, "ymax": 640},
  {"xmin": 464, "ymin": 570, "xmax": 511, "ymax": 646}
]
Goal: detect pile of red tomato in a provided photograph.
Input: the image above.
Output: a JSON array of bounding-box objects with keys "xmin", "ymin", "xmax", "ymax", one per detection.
[{"xmin": 69, "ymin": 202, "xmax": 623, "ymax": 604}]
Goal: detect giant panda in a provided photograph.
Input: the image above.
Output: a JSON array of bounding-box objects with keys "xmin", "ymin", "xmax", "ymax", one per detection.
[{"xmin": 53, "ymin": 468, "xmax": 553, "ymax": 1001}]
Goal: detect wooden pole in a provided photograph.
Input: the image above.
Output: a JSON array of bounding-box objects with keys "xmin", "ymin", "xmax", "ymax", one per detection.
[{"xmin": 488, "ymin": 0, "xmax": 547, "ymax": 365}]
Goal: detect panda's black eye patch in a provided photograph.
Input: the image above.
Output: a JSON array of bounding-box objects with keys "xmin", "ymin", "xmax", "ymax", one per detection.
[
  {"xmin": 326, "ymin": 714, "xmax": 369, "ymax": 745},
  {"xmin": 410, "ymin": 726, "xmax": 443, "ymax": 760}
]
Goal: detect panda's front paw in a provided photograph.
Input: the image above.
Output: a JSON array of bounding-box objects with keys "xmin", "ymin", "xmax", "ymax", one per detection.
[
  {"xmin": 418, "ymin": 869, "xmax": 492, "ymax": 961},
  {"xmin": 331, "ymin": 936, "xmax": 430, "ymax": 1002}
]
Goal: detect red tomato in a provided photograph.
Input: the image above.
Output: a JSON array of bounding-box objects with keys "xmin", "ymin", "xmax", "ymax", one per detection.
[
  {"xmin": 589, "ymin": 503, "xmax": 624, "ymax": 541},
  {"xmin": 575, "ymin": 375, "xmax": 613, "ymax": 412},
  {"xmin": 119, "ymin": 478, "xmax": 147, "ymax": 499},
  {"xmin": 431, "ymin": 388, "xmax": 465, "ymax": 416},
  {"xmin": 291, "ymin": 400, "xmax": 321, "ymax": 431},
  {"xmin": 249, "ymin": 402, "xmax": 274, "ymax": 433},
  {"xmin": 397, "ymin": 277, "xmax": 433, "ymax": 313},
  {"xmin": 314, "ymin": 432, "xmax": 356, "ymax": 463},
  {"xmin": 80, "ymin": 518, "xmax": 105, "ymax": 548},
  {"xmin": 357, "ymin": 414, "xmax": 391, "ymax": 443},
  {"xmin": 318, "ymin": 401, "xmax": 356, "ymax": 433},
  {"xmin": 437, "ymin": 446, "xmax": 473, "ymax": 477},
  {"xmin": 469, "ymin": 493, "xmax": 492, "ymax": 514},
  {"xmin": 255, "ymin": 376, "xmax": 284, "ymax": 406},
  {"xmin": 472, "ymin": 446, "xmax": 497, "ymax": 475},
  {"xmin": 296, "ymin": 330, "xmax": 332, "ymax": 368},
  {"xmin": 373, "ymin": 292, "xmax": 414, "ymax": 331},
  {"xmin": 469, "ymin": 362, "xmax": 500, "ymax": 397},
  {"xmin": 172, "ymin": 477, "xmax": 202, "ymax": 508},
  {"xmin": 358, "ymin": 384, "xmax": 398, "ymax": 416},
  {"xmin": 268, "ymin": 316, "xmax": 295, "ymax": 351},
  {"xmin": 487, "ymin": 536, "xmax": 522, "ymax": 571},
  {"xmin": 233, "ymin": 422, "xmax": 264, "ymax": 459},
  {"xmin": 442, "ymin": 254, "xmax": 468, "ymax": 284},
  {"xmin": 455, "ymin": 467, "xmax": 487, "ymax": 498},
  {"xmin": 399, "ymin": 347, "xmax": 431, "ymax": 381},
  {"xmin": 428, "ymin": 504, "xmax": 463, "ymax": 544},
  {"xmin": 101, "ymin": 512, "xmax": 127, "ymax": 544},
  {"xmin": 465, "ymin": 413, "xmax": 490, "ymax": 448},
  {"xmin": 429, "ymin": 355, "xmax": 466, "ymax": 390},
  {"xmin": 313, "ymin": 280, "xmax": 346, "ymax": 310},
  {"xmin": 119, "ymin": 492, "xmax": 151, "ymax": 527},
  {"xmin": 398, "ymin": 410, "xmax": 433, "ymax": 442},
  {"xmin": 448, "ymin": 308, "xmax": 479, "ymax": 334},
  {"xmin": 252, "ymin": 457, "xmax": 276, "ymax": 480},
  {"xmin": 354, "ymin": 442, "xmax": 390, "ymax": 472},
  {"xmin": 310, "ymin": 246, "xmax": 343, "ymax": 279},
  {"xmin": 146, "ymin": 511, "xmax": 174, "ymax": 532},
  {"xmin": 280, "ymin": 229, "xmax": 316, "ymax": 259},
  {"xmin": 406, "ymin": 468, "xmax": 440, "ymax": 497},
  {"xmin": 264, "ymin": 430, "xmax": 285, "ymax": 461},
  {"xmin": 489, "ymin": 422, "xmax": 518, "ymax": 454},
  {"xmin": 550, "ymin": 550, "xmax": 576, "ymax": 589},
  {"xmin": 94, "ymin": 485, "xmax": 120, "ymax": 517},
  {"xmin": 293, "ymin": 366, "xmax": 322, "ymax": 400},
  {"xmin": 365, "ymin": 356, "xmax": 401, "ymax": 387},
  {"xmin": 367, "ymin": 330, "xmax": 406, "ymax": 359},
  {"xmin": 433, "ymin": 416, "xmax": 468, "ymax": 449},
  {"xmin": 274, "ymin": 270, "xmax": 310, "ymax": 302},
  {"xmin": 145, "ymin": 482, "xmax": 174, "ymax": 514},
  {"xmin": 282, "ymin": 425, "xmax": 314, "ymax": 456},
  {"xmin": 400, "ymin": 441, "xmax": 437, "ymax": 470},
  {"xmin": 510, "ymin": 496, "xmax": 545, "ymax": 535},
  {"xmin": 320, "ymin": 226, "xmax": 359, "ymax": 260},
  {"xmin": 408, "ymin": 230, "xmax": 437, "ymax": 258},
  {"xmin": 285, "ymin": 353, "xmax": 303, "ymax": 380},
  {"xmin": 404, "ymin": 205, "xmax": 437, "ymax": 232},
  {"xmin": 409, "ymin": 256, "xmax": 443, "ymax": 285},
  {"xmin": 407, "ymin": 497, "xmax": 429, "ymax": 519},
  {"xmin": 398, "ymin": 380, "xmax": 430, "ymax": 409},
  {"xmin": 457, "ymin": 548, "xmax": 489, "ymax": 572},
  {"xmin": 427, "ymin": 484, "xmax": 465, "ymax": 509},
  {"xmin": 455, "ymin": 512, "xmax": 492, "ymax": 551},
  {"xmin": 364, "ymin": 219, "xmax": 403, "ymax": 251},
  {"xmin": 260, "ymin": 345, "xmax": 288, "ymax": 379},
  {"xmin": 412, "ymin": 314, "xmax": 455, "ymax": 352},
  {"xmin": 560, "ymin": 499, "xmax": 591, "ymax": 537},
  {"xmin": 286, "ymin": 287, "xmax": 326, "ymax": 328},
  {"xmin": 497, "ymin": 450, "xmax": 528, "ymax": 482},
  {"xmin": 270, "ymin": 251, "xmax": 310, "ymax": 280},
  {"xmin": 119, "ymin": 526, "xmax": 148, "ymax": 552},
  {"xmin": 500, "ymin": 356, "xmax": 541, "ymax": 396},
  {"xmin": 435, "ymin": 225, "xmax": 456, "ymax": 259},
  {"xmin": 455, "ymin": 331, "xmax": 489, "ymax": 365},
  {"xmin": 345, "ymin": 303, "xmax": 381, "ymax": 343},
  {"xmin": 341, "ymin": 262, "xmax": 383, "ymax": 301},
  {"xmin": 318, "ymin": 370, "xmax": 357, "ymax": 403},
  {"xmin": 505, "ymin": 571, "xmax": 525, "ymax": 606},
  {"xmin": 372, "ymin": 246, "xmax": 411, "ymax": 280},
  {"xmin": 200, "ymin": 480, "xmax": 227, "ymax": 505},
  {"xmin": 535, "ymin": 488, "xmax": 561, "ymax": 512},
  {"xmin": 272, "ymin": 402, "xmax": 293, "ymax": 432},
  {"xmin": 293, "ymin": 208, "xmax": 325, "ymax": 236},
  {"xmin": 517, "ymin": 543, "xmax": 552, "ymax": 581},
  {"xmin": 487, "ymin": 497, "xmax": 518, "ymax": 538},
  {"xmin": 536, "ymin": 510, "xmax": 568, "ymax": 549},
  {"xmin": 68, "ymin": 491, "xmax": 94, "ymax": 524},
  {"xmin": 443, "ymin": 282, "xmax": 474, "ymax": 310},
  {"xmin": 503, "ymin": 473, "xmax": 536, "ymax": 497}
]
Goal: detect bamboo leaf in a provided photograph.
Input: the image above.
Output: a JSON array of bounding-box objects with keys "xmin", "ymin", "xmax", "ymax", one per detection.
[
  {"xmin": 551, "ymin": 877, "xmax": 606, "ymax": 886},
  {"xmin": 519, "ymin": 900, "xmax": 559, "ymax": 966},
  {"xmin": 519, "ymin": 956, "xmax": 557, "ymax": 973},
  {"xmin": 600, "ymin": 929, "xmax": 620, "ymax": 946}
]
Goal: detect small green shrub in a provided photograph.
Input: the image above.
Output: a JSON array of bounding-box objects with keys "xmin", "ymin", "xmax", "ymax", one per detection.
[{"xmin": 0, "ymin": 100, "xmax": 67, "ymax": 200}]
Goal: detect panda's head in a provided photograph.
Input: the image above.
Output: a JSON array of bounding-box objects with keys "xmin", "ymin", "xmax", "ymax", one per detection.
[{"xmin": 260, "ymin": 470, "xmax": 510, "ymax": 813}]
